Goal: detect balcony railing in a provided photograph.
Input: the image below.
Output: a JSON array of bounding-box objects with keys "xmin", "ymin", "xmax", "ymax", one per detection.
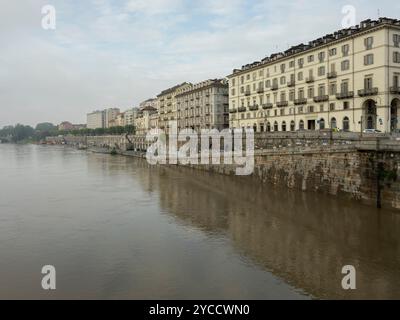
[
  {"xmin": 358, "ymin": 88, "xmax": 379, "ymax": 97},
  {"xmin": 271, "ymin": 84, "xmax": 279, "ymax": 91},
  {"xmin": 306, "ymin": 77, "xmax": 315, "ymax": 83},
  {"xmin": 390, "ymin": 86, "xmax": 400, "ymax": 94},
  {"xmin": 245, "ymin": 90, "xmax": 251, "ymax": 96},
  {"xmin": 249, "ymin": 105, "xmax": 259, "ymax": 111},
  {"xmin": 238, "ymin": 107, "xmax": 247, "ymax": 112},
  {"xmin": 327, "ymin": 72, "xmax": 337, "ymax": 79},
  {"xmin": 277, "ymin": 101, "xmax": 288, "ymax": 108},
  {"xmin": 313, "ymin": 95, "xmax": 329, "ymax": 103},
  {"xmin": 287, "ymin": 81, "xmax": 296, "ymax": 87},
  {"xmin": 257, "ymin": 88, "xmax": 264, "ymax": 94},
  {"xmin": 262, "ymin": 103, "xmax": 273, "ymax": 109},
  {"xmin": 336, "ymin": 91, "xmax": 354, "ymax": 99},
  {"xmin": 294, "ymin": 98, "xmax": 307, "ymax": 105}
]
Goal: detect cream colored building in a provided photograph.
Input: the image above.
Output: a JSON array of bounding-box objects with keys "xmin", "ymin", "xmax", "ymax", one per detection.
[
  {"xmin": 228, "ymin": 18, "xmax": 400, "ymax": 133},
  {"xmin": 175, "ymin": 79, "xmax": 229, "ymax": 131},
  {"xmin": 104, "ymin": 108, "xmax": 120, "ymax": 128},
  {"xmin": 134, "ymin": 106, "xmax": 158, "ymax": 135},
  {"xmin": 87, "ymin": 110, "xmax": 105, "ymax": 129},
  {"xmin": 157, "ymin": 83, "xmax": 191, "ymax": 130},
  {"xmin": 124, "ymin": 108, "xmax": 139, "ymax": 126}
]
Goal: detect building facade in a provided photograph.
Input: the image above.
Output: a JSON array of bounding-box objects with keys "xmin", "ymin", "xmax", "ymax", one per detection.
[
  {"xmin": 228, "ymin": 18, "xmax": 400, "ymax": 133},
  {"xmin": 175, "ymin": 79, "xmax": 229, "ymax": 131},
  {"xmin": 157, "ymin": 83, "xmax": 191, "ymax": 130},
  {"xmin": 87, "ymin": 110, "xmax": 105, "ymax": 129},
  {"xmin": 104, "ymin": 108, "xmax": 120, "ymax": 128},
  {"xmin": 134, "ymin": 106, "xmax": 158, "ymax": 135},
  {"xmin": 124, "ymin": 108, "xmax": 140, "ymax": 126}
]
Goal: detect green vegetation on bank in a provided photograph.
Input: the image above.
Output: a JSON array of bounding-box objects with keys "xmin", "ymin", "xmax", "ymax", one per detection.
[{"xmin": 0, "ymin": 123, "xmax": 136, "ymax": 143}]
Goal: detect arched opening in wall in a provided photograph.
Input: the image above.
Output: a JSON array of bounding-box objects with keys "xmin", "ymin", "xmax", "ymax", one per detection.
[
  {"xmin": 267, "ymin": 122, "xmax": 271, "ymax": 132},
  {"xmin": 391, "ymin": 98, "xmax": 400, "ymax": 132},
  {"xmin": 274, "ymin": 121, "xmax": 279, "ymax": 132},
  {"xmin": 253, "ymin": 124, "xmax": 257, "ymax": 133},
  {"xmin": 260, "ymin": 123, "xmax": 264, "ymax": 132},
  {"xmin": 290, "ymin": 121, "xmax": 295, "ymax": 132},
  {"xmin": 299, "ymin": 120, "xmax": 304, "ymax": 130},
  {"xmin": 282, "ymin": 121, "xmax": 287, "ymax": 132},
  {"xmin": 362, "ymin": 99, "xmax": 377, "ymax": 130},
  {"xmin": 319, "ymin": 118, "xmax": 325, "ymax": 130},
  {"xmin": 331, "ymin": 117, "xmax": 337, "ymax": 130},
  {"xmin": 343, "ymin": 117, "xmax": 350, "ymax": 132}
]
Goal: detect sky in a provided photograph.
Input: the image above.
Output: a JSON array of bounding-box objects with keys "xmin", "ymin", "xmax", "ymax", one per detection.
[{"xmin": 0, "ymin": 0, "xmax": 399, "ymax": 127}]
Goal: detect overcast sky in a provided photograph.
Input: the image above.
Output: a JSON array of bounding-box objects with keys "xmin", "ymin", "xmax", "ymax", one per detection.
[{"xmin": 0, "ymin": 0, "xmax": 398, "ymax": 127}]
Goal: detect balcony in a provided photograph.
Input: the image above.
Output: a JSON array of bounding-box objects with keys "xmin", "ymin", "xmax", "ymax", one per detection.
[
  {"xmin": 313, "ymin": 95, "xmax": 329, "ymax": 103},
  {"xmin": 249, "ymin": 105, "xmax": 259, "ymax": 111},
  {"xmin": 257, "ymin": 88, "xmax": 264, "ymax": 94},
  {"xmin": 287, "ymin": 81, "xmax": 296, "ymax": 87},
  {"xmin": 245, "ymin": 90, "xmax": 251, "ymax": 96},
  {"xmin": 306, "ymin": 77, "xmax": 315, "ymax": 83},
  {"xmin": 390, "ymin": 86, "xmax": 400, "ymax": 94},
  {"xmin": 336, "ymin": 91, "xmax": 354, "ymax": 99},
  {"xmin": 271, "ymin": 84, "xmax": 279, "ymax": 91},
  {"xmin": 294, "ymin": 98, "xmax": 307, "ymax": 105},
  {"xmin": 358, "ymin": 88, "xmax": 379, "ymax": 97},
  {"xmin": 262, "ymin": 103, "xmax": 273, "ymax": 109},
  {"xmin": 277, "ymin": 101, "xmax": 288, "ymax": 108},
  {"xmin": 238, "ymin": 107, "xmax": 247, "ymax": 112},
  {"xmin": 327, "ymin": 72, "xmax": 337, "ymax": 79}
]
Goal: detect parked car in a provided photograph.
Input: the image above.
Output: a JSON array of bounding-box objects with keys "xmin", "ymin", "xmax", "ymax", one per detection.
[{"xmin": 363, "ymin": 129, "xmax": 382, "ymax": 134}]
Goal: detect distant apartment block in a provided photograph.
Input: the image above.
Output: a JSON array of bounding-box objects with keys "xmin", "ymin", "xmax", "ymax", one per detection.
[
  {"xmin": 157, "ymin": 83, "xmax": 191, "ymax": 130},
  {"xmin": 87, "ymin": 110, "xmax": 105, "ymax": 129},
  {"xmin": 175, "ymin": 79, "xmax": 229, "ymax": 131},
  {"xmin": 228, "ymin": 18, "xmax": 400, "ymax": 133},
  {"xmin": 104, "ymin": 108, "xmax": 120, "ymax": 128}
]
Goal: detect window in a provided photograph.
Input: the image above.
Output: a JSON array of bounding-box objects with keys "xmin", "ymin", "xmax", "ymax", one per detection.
[
  {"xmin": 343, "ymin": 117, "xmax": 350, "ymax": 131},
  {"xmin": 364, "ymin": 77, "xmax": 373, "ymax": 89},
  {"xmin": 298, "ymin": 89, "xmax": 305, "ymax": 99},
  {"xmin": 299, "ymin": 120, "xmax": 304, "ymax": 130},
  {"xmin": 280, "ymin": 76, "xmax": 286, "ymax": 85},
  {"xmin": 240, "ymin": 76, "xmax": 244, "ymax": 84},
  {"xmin": 308, "ymin": 55, "xmax": 314, "ymax": 63},
  {"xmin": 318, "ymin": 85, "xmax": 325, "ymax": 96},
  {"xmin": 342, "ymin": 44, "xmax": 350, "ymax": 56},
  {"xmin": 394, "ymin": 52, "xmax": 400, "ymax": 63},
  {"xmin": 231, "ymin": 89, "xmax": 235, "ymax": 96},
  {"xmin": 330, "ymin": 83, "xmax": 337, "ymax": 95},
  {"xmin": 308, "ymin": 87, "xmax": 314, "ymax": 98},
  {"xmin": 320, "ymin": 118, "xmax": 325, "ymax": 129},
  {"xmin": 318, "ymin": 66, "xmax": 325, "ymax": 76},
  {"xmin": 330, "ymin": 103, "xmax": 335, "ymax": 111},
  {"xmin": 232, "ymin": 79, "xmax": 236, "ymax": 86},
  {"xmin": 298, "ymin": 107, "xmax": 303, "ymax": 114},
  {"xmin": 280, "ymin": 64, "xmax": 286, "ymax": 73},
  {"xmin": 265, "ymin": 80, "xmax": 271, "ymax": 88},
  {"xmin": 329, "ymin": 48, "xmax": 337, "ymax": 56},
  {"xmin": 289, "ymin": 61, "xmax": 295, "ymax": 68},
  {"xmin": 282, "ymin": 121, "xmax": 287, "ymax": 132},
  {"xmin": 364, "ymin": 54, "xmax": 374, "ymax": 66},
  {"xmin": 274, "ymin": 121, "xmax": 279, "ymax": 132},
  {"xmin": 318, "ymin": 52, "xmax": 325, "ymax": 62},
  {"xmin": 365, "ymin": 37, "xmax": 374, "ymax": 50},
  {"xmin": 320, "ymin": 105, "xmax": 324, "ymax": 112},
  {"xmin": 298, "ymin": 58, "xmax": 304, "ymax": 68},
  {"xmin": 240, "ymin": 87, "xmax": 244, "ymax": 94},
  {"xmin": 331, "ymin": 117, "xmax": 337, "ymax": 129},
  {"xmin": 259, "ymin": 70, "xmax": 264, "ymax": 77},
  {"xmin": 290, "ymin": 121, "xmax": 295, "ymax": 131},
  {"xmin": 308, "ymin": 105, "xmax": 314, "ymax": 113},
  {"xmin": 280, "ymin": 92, "xmax": 286, "ymax": 102},
  {"xmin": 341, "ymin": 60, "xmax": 350, "ymax": 71},
  {"xmin": 394, "ymin": 34, "xmax": 400, "ymax": 47},
  {"xmin": 298, "ymin": 72, "xmax": 303, "ymax": 81},
  {"xmin": 343, "ymin": 101, "xmax": 350, "ymax": 110},
  {"xmin": 246, "ymin": 74, "xmax": 250, "ymax": 80},
  {"xmin": 289, "ymin": 90, "xmax": 295, "ymax": 101},
  {"xmin": 341, "ymin": 81, "xmax": 349, "ymax": 93},
  {"xmin": 330, "ymin": 63, "xmax": 336, "ymax": 72},
  {"xmin": 394, "ymin": 75, "xmax": 399, "ymax": 87}
]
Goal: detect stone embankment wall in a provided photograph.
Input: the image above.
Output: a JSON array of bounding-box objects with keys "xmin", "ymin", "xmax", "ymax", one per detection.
[{"xmin": 47, "ymin": 132, "xmax": 400, "ymax": 210}]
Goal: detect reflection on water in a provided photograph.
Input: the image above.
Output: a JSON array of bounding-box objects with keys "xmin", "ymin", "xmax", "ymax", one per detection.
[{"xmin": 0, "ymin": 144, "xmax": 399, "ymax": 299}]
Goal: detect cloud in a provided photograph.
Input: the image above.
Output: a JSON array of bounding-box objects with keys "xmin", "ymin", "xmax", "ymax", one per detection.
[{"xmin": 125, "ymin": 0, "xmax": 184, "ymax": 15}]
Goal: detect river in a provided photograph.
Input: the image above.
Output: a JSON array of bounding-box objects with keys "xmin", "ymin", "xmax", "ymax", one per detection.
[{"xmin": 0, "ymin": 143, "xmax": 399, "ymax": 299}]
